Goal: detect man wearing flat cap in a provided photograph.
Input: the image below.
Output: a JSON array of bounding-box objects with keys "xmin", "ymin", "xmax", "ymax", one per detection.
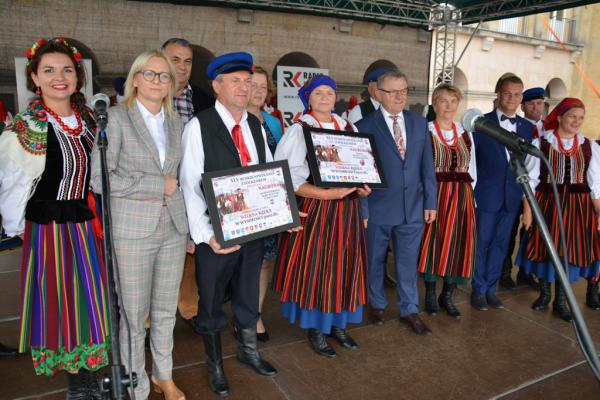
[
  {"xmin": 347, "ymin": 67, "xmax": 388, "ymax": 124},
  {"xmin": 521, "ymin": 87, "xmax": 546, "ymax": 139},
  {"xmin": 180, "ymin": 51, "xmax": 276, "ymax": 396}
]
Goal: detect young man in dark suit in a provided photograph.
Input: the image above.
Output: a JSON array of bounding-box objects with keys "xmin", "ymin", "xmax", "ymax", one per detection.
[{"xmin": 471, "ymin": 75, "xmax": 534, "ymax": 310}]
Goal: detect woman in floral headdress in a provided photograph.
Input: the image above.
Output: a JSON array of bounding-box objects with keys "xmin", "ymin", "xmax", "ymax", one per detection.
[
  {"xmin": 0, "ymin": 38, "xmax": 108, "ymax": 398},
  {"xmin": 274, "ymin": 75, "xmax": 371, "ymax": 358},
  {"xmin": 518, "ymin": 98, "xmax": 600, "ymax": 321}
]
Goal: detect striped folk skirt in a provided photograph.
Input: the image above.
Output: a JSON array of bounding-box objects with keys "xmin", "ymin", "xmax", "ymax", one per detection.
[
  {"xmin": 417, "ymin": 181, "xmax": 477, "ymax": 285},
  {"xmin": 518, "ymin": 191, "xmax": 600, "ymax": 283},
  {"xmin": 273, "ymin": 194, "xmax": 367, "ymax": 317},
  {"xmin": 19, "ymin": 219, "xmax": 110, "ymax": 376}
]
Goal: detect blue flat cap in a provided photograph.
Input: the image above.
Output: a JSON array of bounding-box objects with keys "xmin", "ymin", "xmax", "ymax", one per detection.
[
  {"xmin": 206, "ymin": 51, "xmax": 254, "ymax": 80},
  {"xmin": 365, "ymin": 67, "xmax": 390, "ymax": 84},
  {"xmin": 522, "ymin": 87, "xmax": 545, "ymax": 103}
]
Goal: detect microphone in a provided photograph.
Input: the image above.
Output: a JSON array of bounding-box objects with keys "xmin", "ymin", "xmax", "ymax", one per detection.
[
  {"xmin": 461, "ymin": 108, "xmax": 542, "ymax": 157},
  {"xmin": 91, "ymin": 93, "xmax": 110, "ymax": 130}
]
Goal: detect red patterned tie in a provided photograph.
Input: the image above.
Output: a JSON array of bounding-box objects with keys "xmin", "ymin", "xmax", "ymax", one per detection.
[
  {"xmin": 231, "ymin": 124, "xmax": 252, "ymax": 167},
  {"xmin": 390, "ymin": 115, "xmax": 406, "ymax": 159}
]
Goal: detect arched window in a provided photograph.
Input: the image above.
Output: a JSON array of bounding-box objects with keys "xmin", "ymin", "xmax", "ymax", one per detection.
[
  {"xmin": 189, "ymin": 45, "xmax": 215, "ymax": 93},
  {"xmin": 545, "ymin": 77, "xmax": 567, "ymax": 100},
  {"xmin": 362, "ymin": 59, "xmax": 398, "ymax": 85}
]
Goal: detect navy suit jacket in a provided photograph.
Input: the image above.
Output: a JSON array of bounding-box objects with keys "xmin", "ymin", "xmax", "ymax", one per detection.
[
  {"xmin": 357, "ymin": 108, "xmax": 436, "ymax": 226},
  {"xmin": 473, "ymin": 110, "xmax": 534, "ymax": 213}
]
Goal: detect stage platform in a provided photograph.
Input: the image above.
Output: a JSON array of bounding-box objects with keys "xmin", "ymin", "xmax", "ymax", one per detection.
[{"xmin": 1, "ymin": 247, "xmax": 599, "ymax": 400}]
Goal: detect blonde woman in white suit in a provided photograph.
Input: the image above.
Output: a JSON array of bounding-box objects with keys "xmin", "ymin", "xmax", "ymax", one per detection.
[{"xmin": 91, "ymin": 50, "xmax": 188, "ymax": 400}]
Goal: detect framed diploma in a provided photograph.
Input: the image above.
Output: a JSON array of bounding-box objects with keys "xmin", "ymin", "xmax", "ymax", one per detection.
[
  {"xmin": 202, "ymin": 160, "xmax": 301, "ymax": 247},
  {"xmin": 303, "ymin": 126, "xmax": 387, "ymax": 189}
]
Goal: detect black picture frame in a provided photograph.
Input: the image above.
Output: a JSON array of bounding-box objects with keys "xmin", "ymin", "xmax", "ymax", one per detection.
[
  {"xmin": 302, "ymin": 126, "xmax": 388, "ymax": 188},
  {"xmin": 202, "ymin": 160, "xmax": 301, "ymax": 247}
]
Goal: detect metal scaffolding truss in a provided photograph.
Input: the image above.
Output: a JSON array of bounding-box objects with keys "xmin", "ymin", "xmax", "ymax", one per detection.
[
  {"xmin": 189, "ymin": 0, "xmax": 439, "ymax": 26},
  {"xmin": 432, "ymin": 19, "xmax": 456, "ymax": 85},
  {"xmin": 148, "ymin": 0, "xmax": 599, "ymax": 88},
  {"xmin": 165, "ymin": 0, "xmax": 599, "ymax": 28}
]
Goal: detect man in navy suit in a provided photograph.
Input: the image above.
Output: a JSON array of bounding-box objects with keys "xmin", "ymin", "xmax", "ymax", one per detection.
[
  {"xmin": 471, "ymin": 75, "xmax": 534, "ymax": 310},
  {"xmin": 357, "ymin": 70, "xmax": 437, "ymax": 335}
]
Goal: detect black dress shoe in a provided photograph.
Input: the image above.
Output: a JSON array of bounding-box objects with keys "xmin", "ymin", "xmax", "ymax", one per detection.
[
  {"xmin": 307, "ymin": 329, "xmax": 336, "ymax": 358},
  {"xmin": 256, "ymin": 331, "xmax": 270, "ymax": 342},
  {"xmin": 236, "ymin": 328, "xmax": 277, "ymax": 376},
  {"xmin": 328, "ymin": 326, "xmax": 357, "ymax": 350},
  {"xmin": 370, "ymin": 308, "xmax": 385, "ymax": 325},
  {"xmin": 470, "ymin": 293, "xmax": 488, "ymax": 311},
  {"xmin": 485, "ymin": 293, "xmax": 505, "ymax": 309},
  {"xmin": 0, "ymin": 342, "xmax": 18, "ymax": 357},
  {"xmin": 256, "ymin": 313, "xmax": 270, "ymax": 342},
  {"xmin": 399, "ymin": 314, "xmax": 432, "ymax": 335}
]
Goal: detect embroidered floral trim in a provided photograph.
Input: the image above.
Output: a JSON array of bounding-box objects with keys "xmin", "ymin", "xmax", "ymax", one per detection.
[
  {"xmin": 12, "ymin": 100, "xmax": 48, "ymax": 155},
  {"xmin": 30, "ymin": 342, "xmax": 110, "ymax": 376}
]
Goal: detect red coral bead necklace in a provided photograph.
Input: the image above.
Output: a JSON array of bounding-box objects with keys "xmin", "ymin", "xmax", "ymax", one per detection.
[{"xmin": 42, "ymin": 102, "xmax": 83, "ymax": 136}]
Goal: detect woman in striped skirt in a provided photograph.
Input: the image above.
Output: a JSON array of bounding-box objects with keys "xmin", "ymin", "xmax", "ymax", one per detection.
[
  {"xmin": 417, "ymin": 84, "xmax": 477, "ymax": 319},
  {"xmin": 0, "ymin": 38, "xmax": 109, "ymax": 398},
  {"xmin": 518, "ymin": 98, "xmax": 600, "ymax": 321},
  {"xmin": 274, "ymin": 75, "xmax": 370, "ymax": 358}
]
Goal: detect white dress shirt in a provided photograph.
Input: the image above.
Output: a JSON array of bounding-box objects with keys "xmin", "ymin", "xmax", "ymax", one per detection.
[
  {"xmin": 524, "ymin": 117, "xmax": 544, "ymax": 138},
  {"xmin": 428, "ymin": 121, "xmax": 477, "ymax": 189},
  {"xmin": 136, "ymin": 99, "xmax": 166, "ymax": 168},
  {"xmin": 380, "ymin": 106, "xmax": 407, "ymax": 153},
  {"xmin": 347, "ymin": 98, "xmax": 380, "ymax": 124},
  {"xmin": 274, "ymin": 113, "xmax": 356, "ymax": 192},
  {"xmin": 180, "ymin": 100, "xmax": 273, "ymax": 245},
  {"xmin": 496, "ymin": 108, "xmax": 518, "ymax": 162},
  {"xmin": 527, "ymin": 130, "xmax": 600, "ymax": 199}
]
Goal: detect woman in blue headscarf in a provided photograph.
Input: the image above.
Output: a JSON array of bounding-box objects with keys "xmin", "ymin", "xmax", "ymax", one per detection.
[{"xmin": 273, "ymin": 75, "xmax": 370, "ymax": 358}]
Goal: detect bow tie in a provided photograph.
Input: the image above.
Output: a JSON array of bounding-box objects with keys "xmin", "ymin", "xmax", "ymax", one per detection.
[{"xmin": 501, "ymin": 114, "xmax": 517, "ymax": 124}]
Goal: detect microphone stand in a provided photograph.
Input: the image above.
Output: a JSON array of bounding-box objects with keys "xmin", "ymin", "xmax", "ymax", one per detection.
[
  {"xmin": 509, "ymin": 150, "xmax": 600, "ymax": 378},
  {"xmin": 96, "ymin": 117, "xmax": 137, "ymax": 399}
]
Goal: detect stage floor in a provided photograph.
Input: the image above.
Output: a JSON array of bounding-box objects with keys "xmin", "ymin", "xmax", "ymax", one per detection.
[{"xmin": 1, "ymin": 247, "xmax": 599, "ymax": 400}]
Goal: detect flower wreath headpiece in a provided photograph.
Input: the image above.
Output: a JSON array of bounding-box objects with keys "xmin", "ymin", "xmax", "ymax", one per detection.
[{"xmin": 25, "ymin": 37, "xmax": 83, "ymax": 67}]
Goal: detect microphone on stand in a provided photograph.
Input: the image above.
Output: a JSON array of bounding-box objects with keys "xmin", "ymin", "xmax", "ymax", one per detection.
[
  {"xmin": 461, "ymin": 108, "xmax": 542, "ymax": 158},
  {"xmin": 91, "ymin": 93, "xmax": 110, "ymax": 130}
]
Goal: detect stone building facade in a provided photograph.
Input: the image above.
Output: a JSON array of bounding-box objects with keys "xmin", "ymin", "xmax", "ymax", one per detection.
[
  {"xmin": 430, "ymin": 5, "xmax": 599, "ymax": 139},
  {"xmin": 0, "ymin": 0, "xmax": 431, "ymax": 114}
]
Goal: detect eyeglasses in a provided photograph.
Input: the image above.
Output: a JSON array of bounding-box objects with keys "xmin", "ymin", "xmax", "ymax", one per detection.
[
  {"xmin": 378, "ymin": 87, "xmax": 409, "ymax": 97},
  {"xmin": 139, "ymin": 69, "xmax": 172, "ymax": 84}
]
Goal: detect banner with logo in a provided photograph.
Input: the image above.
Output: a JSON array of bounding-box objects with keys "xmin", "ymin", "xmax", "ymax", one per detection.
[{"xmin": 276, "ymin": 65, "xmax": 329, "ymax": 128}]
